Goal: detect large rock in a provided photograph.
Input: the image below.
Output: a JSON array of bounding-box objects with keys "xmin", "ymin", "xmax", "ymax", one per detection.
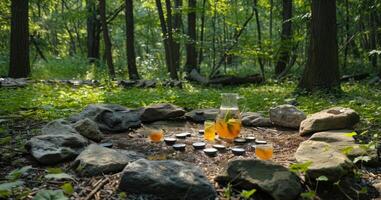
[
  {"xmin": 241, "ymin": 112, "xmax": 272, "ymax": 127},
  {"xmin": 0, "ymin": 78, "xmax": 28, "ymax": 87},
  {"xmin": 215, "ymin": 159, "xmax": 302, "ymax": 200},
  {"xmin": 185, "ymin": 108, "xmax": 219, "ymax": 123},
  {"xmin": 295, "ymin": 140, "xmax": 354, "ymax": 182},
  {"xmin": 269, "ymin": 105, "xmax": 306, "ymax": 129},
  {"xmin": 41, "ymin": 119, "xmax": 78, "ymax": 135},
  {"xmin": 309, "ymin": 130, "xmax": 380, "ymax": 166},
  {"xmin": 69, "ymin": 104, "xmax": 142, "ymax": 133},
  {"xmin": 73, "ymin": 144, "xmax": 144, "ymax": 176},
  {"xmin": 73, "ymin": 118, "xmax": 104, "ymax": 142},
  {"xmin": 25, "ymin": 133, "xmax": 89, "ymax": 165},
  {"xmin": 299, "ymin": 107, "xmax": 360, "ymax": 136},
  {"xmin": 140, "ymin": 103, "xmax": 185, "ymax": 122},
  {"xmin": 119, "ymin": 159, "xmax": 216, "ymax": 200}
]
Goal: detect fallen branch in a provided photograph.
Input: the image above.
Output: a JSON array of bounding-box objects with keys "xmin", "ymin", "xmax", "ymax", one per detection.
[{"xmin": 84, "ymin": 178, "xmax": 110, "ymax": 200}]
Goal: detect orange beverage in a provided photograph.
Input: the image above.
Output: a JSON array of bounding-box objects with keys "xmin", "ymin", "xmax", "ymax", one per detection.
[
  {"xmin": 255, "ymin": 144, "xmax": 273, "ymax": 160},
  {"xmin": 204, "ymin": 121, "xmax": 216, "ymax": 141},
  {"xmin": 215, "ymin": 118, "xmax": 241, "ymax": 140},
  {"xmin": 149, "ymin": 130, "xmax": 164, "ymax": 142}
]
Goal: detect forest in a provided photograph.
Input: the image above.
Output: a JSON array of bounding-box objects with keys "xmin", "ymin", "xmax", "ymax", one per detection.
[{"xmin": 0, "ymin": 0, "xmax": 381, "ymax": 200}]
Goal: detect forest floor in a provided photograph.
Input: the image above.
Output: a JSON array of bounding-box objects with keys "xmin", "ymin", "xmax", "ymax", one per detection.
[{"xmin": 0, "ymin": 79, "xmax": 381, "ymax": 199}]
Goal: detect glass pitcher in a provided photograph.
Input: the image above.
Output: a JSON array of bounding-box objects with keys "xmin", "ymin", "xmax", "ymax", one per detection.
[{"xmin": 215, "ymin": 93, "xmax": 241, "ymax": 140}]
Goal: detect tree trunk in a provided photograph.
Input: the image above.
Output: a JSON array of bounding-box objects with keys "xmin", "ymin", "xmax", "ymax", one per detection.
[
  {"xmin": 173, "ymin": 0, "xmax": 182, "ymax": 71},
  {"xmin": 369, "ymin": 9, "xmax": 378, "ymax": 70},
  {"xmin": 184, "ymin": 0, "xmax": 197, "ymax": 74},
  {"xmin": 164, "ymin": 0, "xmax": 178, "ymax": 79},
  {"xmin": 269, "ymin": 0, "xmax": 273, "ymax": 41},
  {"xmin": 198, "ymin": 0, "xmax": 206, "ymax": 65},
  {"xmin": 86, "ymin": 0, "xmax": 100, "ymax": 61},
  {"xmin": 343, "ymin": 0, "xmax": 349, "ymax": 70},
  {"xmin": 99, "ymin": 0, "xmax": 116, "ymax": 79},
  {"xmin": 275, "ymin": 0, "xmax": 292, "ymax": 76},
  {"xmin": 9, "ymin": 0, "xmax": 30, "ymax": 78},
  {"xmin": 125, "ymin": 0, "xmax": 139, "ymax": 80},
  {"xmin": 299, "ymin": 0, "xmax": 340, "ymax": 91},
  {"xmin": 156, "ymin": 0, "xmax": 172, "ymax": 75},
  {"xmin": 253, "ymin": 0, "xmax": 265, "ymax": 80}
]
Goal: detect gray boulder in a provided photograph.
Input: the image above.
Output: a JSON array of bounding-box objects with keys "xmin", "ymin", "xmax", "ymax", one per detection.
[
  {"xmin": 185, "ymin": 108, "xmax": 219, "ymax": 123},
  {"xmin": 140, "ymin": 103, "xmax": 185, "ymax": 122},
  {"xmin": 41, "ymin": 119, "xmax": 78, "ymax": 135},
  {"xmin": 119, "ymin": 159, "xmax": 216, "ymax": 200},
  {"xmin": 299, "ymin": 107, "xmax": 360, "ymax": 136},
  {"xmin": 241, "ymin": 112, "xmax": 272, "ymax": 127},
  {"xmin": 25, "ymin": 133, "xmax": 89, "ymax": 165},
  {"xmin": 295, "ymin": 140, "xmax": 354, "ymax": 182},
  {"xmin": 269, "ymin": 105, "xmax": 306, "ymax": 129},
  {"xmin": 73, "ymin": 144, "xmax": 144, "ymax": 176},
  {"xmin": 73, "ymin": 118, "xmax": 104, "ymax": 142},
  {"xmin": 215, "ymin": 159, "xmax": 302, "ymax": 200},
  {"xmin": 309, "ymin": 130, "xmax": 380, "ymax": 166},
  {"xmin": 69, "ymin": 104, "xmax": 142, "ymax": 133}
]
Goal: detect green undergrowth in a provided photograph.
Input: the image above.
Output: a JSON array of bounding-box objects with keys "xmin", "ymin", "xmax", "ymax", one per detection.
[{"xmin": 0, "ymin": 80, "xmax": 380, "ymax": 129}]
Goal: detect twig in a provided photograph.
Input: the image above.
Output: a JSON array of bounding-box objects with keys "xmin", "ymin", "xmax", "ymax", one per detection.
[{"xmin": 84, "ymin": 178, "xmax": 109, "ymax": 200}]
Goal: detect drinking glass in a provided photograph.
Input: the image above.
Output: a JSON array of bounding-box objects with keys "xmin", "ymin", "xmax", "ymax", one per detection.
[
  {"xmin": 204, "ymin": 121, "xmax": 216, "ymax": 142},
  {"xmin": 148, "ymin": 129, "xmax": 164, "ymax": 143},
  {"xmin": 255, "ymin": 144, "xmax": 273, "ymax": 160}
]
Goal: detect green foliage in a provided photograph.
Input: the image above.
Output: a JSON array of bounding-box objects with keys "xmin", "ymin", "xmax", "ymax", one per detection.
[
  {"xmin": 33, "ymin": 190, "xmax": 68, "ymax": 200},
  {"xmin": 289, "ymin": 161, "xmax": 312, "ymax": 174},
  {"xmin": 45, "ymin": 173, "xmax": 73, "ymax": 181},
  {"xmin": 240, "ymin": 189, "xmax": 256, "ymax": 199},
  {"xmin": 60, "ymin": 183, "xmax": 74, "ymax": 195},
  {"xmin": 0, "ymin": 181, "xmax": 24, "ymax": 198},
  {"xmin": 223, "ymin": 183, "xmax": 233, "ymax": 199},
  {"xmin": 300, "ymin": 191, "xmax": 316, "ymax": 200},
  {"xmin": 6, "ymin": 166, "xmax": 32, "ymax": 181},
  {"xmin": 316, "ymin": 176, "xmax": 328, "ymax": 182}
]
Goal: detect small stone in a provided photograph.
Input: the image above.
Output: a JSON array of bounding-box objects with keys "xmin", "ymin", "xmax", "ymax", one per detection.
[
  {"xmin": 245, "ymin": 136, "xmax": 256, "ymax": 142},
  {"xmin": 119, "ymin": 159, "xmax": 217, "ymax": 200},
  {"xmin": 175, "ymin": 133, "xmax": 188, "ymax": 139},
  {"xmin": 173, "ymin": 144, "xmax": 186, "ymax": 151},
  {"xmin": 269, "ymin": 105, "xmax": 306, "ymax": 129},
  {"xmin": 164, "ymin": 137, "xmax": 177, "ymax": 146},
  {"xmin": 140, "ymin": 103, "xmax": 185, "ymax": 122},
  {"xmin": 232, "ymin": 148, "xmax": 245, "ymax": 156},
  {"xmin": 255, "ymin": 140, "xmax": 267, "ymax": 144},
  {"xmin": 41, "ymin": 119, "xmax": 78, "ymax": 135},
  {"xmin": 234, "ymin": 138, "xmax": 247, "ymax": 144},
  {"xmin": 204, "ymin": 148, "xmax": 218, "ymax": 157},
  {"xmin": 73, "ymin": 118, "xmax": 104, "ymax": 142},
  {"xmin": 185, "ymin": 109, "xmax": 219, "ymax": 123},
  {"xmin": 25, "ymin": 133, "xmax": 89, "ymax": 165},
  {"xmin": 299, "ymin": 107, "xmax": 360, "ymax": 136},
  {"xmin": 192, "ymin": 142, "xmax": 206, "ymax": 150},
  {"xmin": 241, "ymin": 112, "xmax": 272, "ymax": 127},
  {"xmin": 73, "ymin": 144, "xmax": 144, "ymax": 176}
]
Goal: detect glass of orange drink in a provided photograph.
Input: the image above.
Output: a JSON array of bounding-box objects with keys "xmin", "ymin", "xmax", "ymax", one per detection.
[
  {"xmin": 255, "ymin": 144, "xmax": 273, "ymax": 160},
  {"xmin": 148, "ymin": 129, "xmax": 164, "ymax": 143},
  {"xmin": 204, "ymin": 121, "xmax": 216, "ymax": 142}
]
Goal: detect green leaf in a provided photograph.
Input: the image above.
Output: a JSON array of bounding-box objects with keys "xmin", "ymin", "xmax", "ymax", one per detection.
[
  {"xmin": 240, "ymin": 189, "xmax": 256, "ymax": 199},
  {"xmin": 341, "ymin": 146, "xmax": 354, "ymax": 155},
  {"xmin": 0, "ymin": 181, "xmax": 24, "ymax": 198},
  {"xmin": 33, "ymin": 190, "xmax": 68, "ymax": 200},
  {"xmin": 47, "ymin": 168, "xmax": 63, "ymax": 174},
  {"xmin": 6, "ymin": 166, "xmax": 32, "ymax": 181},
  {"xmin": 45, "ymin": 173, "xmax": 73, "ymax": 181},
  {"xmin": 316, "ymin": 175, "xmax": 328, "ymax": 182},
  {"xmin": 353, "ymin": 156, "xmax": 371, "ymax": 164},
  {"xmin": 344, "ymin": 132, "xmax": 357, "ymax": 137},
  {"xmin": 0, "ymin": 136, "xmax": 11, "ymax": 145},
  {"xmin": 289, "ymin": 161, "xmax": 312, "ymax": 173},
  {"xmin": 300, "ymin": 191, "xmax": 316, "ymax": 199},
  {"xmin": 119, "ymin": 192, "xmax": 127, "ymax": 199},
  {"xmin": 60, "ymin": 183, "xmax": 74, "ymax": 195}
]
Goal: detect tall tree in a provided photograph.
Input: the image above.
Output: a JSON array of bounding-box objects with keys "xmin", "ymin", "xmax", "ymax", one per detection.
[
  {"xmin": 299, "ymin": 0, "xmax": 340, "ymax": 91},
  {"xmin": 198, "ymin": 0, "xmax": 206, "ymax": 65},
  {"xmin": 253, "ymin": 0, "xmax": 265, "ymax": 79},
  {"xmin": 86, "ymin": 0, "xmax": 100, "ymax": 62},
  {"xmin": 99, "ymin": 0, "xmax": 116, "ymax": 79},
  {"xmin": 156, "ymin": 0, "xmax": 178, "ymax": 80},
  {"xmin": 184, "ymin": 0, "xmax": 197, "ymax": 74},
  {"xmin": 9, "ymin": 0, "xmax": 30, "ymax": 78},
  {"xmin": 125, "ymin": 0, "xmax": 139, "ymax": 80},
  {"xmin": 173, "ymin": 0, "xmax": 182, "ymax": 70},
  {"xmin": 275, "ymin": 0, "xmax": 292, "ymax": 76}
]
